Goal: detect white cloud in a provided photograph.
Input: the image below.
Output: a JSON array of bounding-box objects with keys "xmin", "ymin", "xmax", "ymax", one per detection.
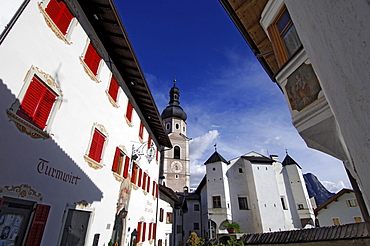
[
  {"xmin": 321, "ymin": 180, "xmax": 347, "ymax": 193},
  {"xmin": 189, "ymin": 130, "xmax": 220, "ymax": 187},
  {"xmin": 190, "ymin": 130, "xmax": 219, "ymax": 162}
]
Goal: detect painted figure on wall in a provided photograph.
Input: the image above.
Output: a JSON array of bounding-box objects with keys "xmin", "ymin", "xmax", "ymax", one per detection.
[{"xmin": 286, "ymin": 64, "xmax": 322, "ymax": 111}]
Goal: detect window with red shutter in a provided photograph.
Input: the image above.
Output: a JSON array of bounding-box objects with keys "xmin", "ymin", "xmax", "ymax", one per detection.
[
  {"xmin": 148, "ymin": 223, "xmax": 152, "ymax": 240},
  {"xmin": 138, "ymin": 168, "xmax": 143, "ymax": 187},
  {"xmin": 88, "ymin": 129, "xmax": 106, "ymax": 163},
  {"xmin": 156, "ymin": 149, "xmax": 159, "ymax": 162},
  {"xmin": 142, "ymin": 172, "xmax": 147, "ymax": 190},
  {"xmin": 112, "ymin": 147, "xmax": 125, "ymax": 175},
  {"xmin": 156, "ymin": 183, "xmax": 159, "ymax": 198},
  {"xmin": 147, "ymin": 176, "xmax": 151, "ymax": 193},
  {"xmin": 123, "ymin": 156, "xmax": 130, "ymax": 178},
  {"xmin": 16, "ymin": 77, "xmax": 56, "ymax": 130},
  {"xmin": 142, "ymin": 222, "xmax": 147, "ymax": 242},
  {"xmin": 108, "ymin": 76, "xmax": 119, "ymax": 102},
  {"xmin": 131, "ymin": 164, "xmax": 137, "ymax": 184},
  {"xmin": 153, "ymin": 223, "xmax": 157, "ymax": 239},
  {"xmin": 84, "ymin": 43, "xmax": 101, "ymax": 75},
  {"xmin": 25, "ymin": 204, "xmax": 50, "ymax": 246},
  {"xmin": 45, "ymin": 0, "xmax": 74, "ymax": 35},
  {"xmin": 152, "ymin": 181, "xmax": 156, "ymax": 196},
  {"xmin": 126, "ymin": 101, "xmax": 133, "ymax": 122},
  {"xmin": 147, "ymin": 137, "xmax": 152, "ymax": 149},
  {"xmin": 137, "ymin": 222, "xmax": 142, "ymax": 243},
  {"xmin": 139, "ymin": 122, "xmax": 144, "ymax": 139}
]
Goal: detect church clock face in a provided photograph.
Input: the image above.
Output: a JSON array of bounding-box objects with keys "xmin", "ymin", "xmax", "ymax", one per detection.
[{"xmin": 171, "ymin": 161, "xmax": 183, "ymax": 173}]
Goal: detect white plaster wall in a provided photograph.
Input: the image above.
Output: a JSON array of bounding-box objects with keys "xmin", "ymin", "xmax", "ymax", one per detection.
[
  {"xmin": 251, "ymin": 162, "xmax": 288, "ymax": 232},
  {"xmin": 284, "ymin": 165, "xmax": 315, "ymax": 227},
  {"xmin": 284, "ymin": 0, "xmax": 370, "ymax": 208},
  {"xmin": 206, "ymin": 161, "xmax": 231, "ymax": 228},
  {"xmin": 227, "ymin": 158, "xmax": 255, "ymax": 233},
  {"xmin": 273, "ymin": 161, "xmax": 297, "ymax": 229},
  {"xmin": 317, "ymin": 192, "xmax": 363, "ymax": 227},
  {"xmin": 0, "ymin": 1, "xmax": 161, "ymax": 245},
  {"xmin": 157, "ymin": 196, "xmax": 174, "ymax": 244}
]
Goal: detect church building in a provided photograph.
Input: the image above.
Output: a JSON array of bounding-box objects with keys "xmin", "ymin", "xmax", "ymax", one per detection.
[{"xmin": 160, "ymin": 81, "xmax": 191, "ymax": 192}]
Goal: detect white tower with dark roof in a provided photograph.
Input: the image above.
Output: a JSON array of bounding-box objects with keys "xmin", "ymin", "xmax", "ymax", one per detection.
[{"xmin": 161, "ymin": 80, "xmax": 190, "ymax": 192}]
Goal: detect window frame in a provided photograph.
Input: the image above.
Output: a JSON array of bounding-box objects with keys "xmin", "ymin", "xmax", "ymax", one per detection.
[
  {"xmin": 238, "ymin": 196, "xmax": 249, "ymax": 210},
  {"xmin": 106, "ymin": 75, "xmax": 120, "ymax": 107},
  {"xmin": 7, "ymin": 66, "xmax": 62, "ymax": 139},
  {"xmin": 332, "ymin": 217, "xmax": 340, "ymax": 226},
  {"xmin": 80, "ymin": 41, "xmax": 103, "ymax": 83},
  {"xmin": 267, "ymin": 5, "xmax": 302, "ymax": 67},
  {"xmin": 38, "ymin": 0, "xmax": 77, "ymax": 44},
  {"xmin": 347, "ymin": 199, "xmax": 358, "ymax": 207},
  {"xmin": 166, "ymin": 212, "xmax": 173, "ymax": 224},
  {"xmin": 139, "ymin": 122, "xmax": 144, "ymax": 140},
  {"xmin": 125, "ymin": 100, "xmax": 134, "ymax": 126},
  {"xmin": 174, "ymin": 146, "xmax": 180, "ymax": 159},
  {"xmin": 212, "ymin": 195, "xmax": 221, "ymax": 209},
  {"xmin": 84, "ymin": 123, "xmax": 108, "ymax": 170}
]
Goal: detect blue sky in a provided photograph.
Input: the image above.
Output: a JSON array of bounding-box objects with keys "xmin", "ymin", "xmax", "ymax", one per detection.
[{"xmin": 117, "ymin": 1, "xmax": 350, "ymax": 192}]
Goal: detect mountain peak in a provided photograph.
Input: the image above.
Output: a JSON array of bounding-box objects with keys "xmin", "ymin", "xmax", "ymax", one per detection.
[{"xmin": 304, "ymin": 173, "xmax": 335, "ymax": 206}]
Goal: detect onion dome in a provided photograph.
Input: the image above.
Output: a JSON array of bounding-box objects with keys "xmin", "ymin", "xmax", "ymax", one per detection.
[{"xmin": 161, "ymin": 80, "xmax": 187, "ymax": 121}]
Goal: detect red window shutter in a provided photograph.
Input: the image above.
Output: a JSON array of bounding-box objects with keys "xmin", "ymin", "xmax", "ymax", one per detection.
[
  {"xmin": 138, "ymin": 168, "xmax": 143, "ymax": 187},
  {"xmin": 88, "ymin": 129, "xmax": 106, "ymax": 162},
  {"xmin": 45, "ymin": 0, "xmax": 73, "ymax": 35},
  {"xmin": 148, "ymin": 223, "xmax": 153, "ymax": 240},
  {"xmin": 126, "ymin": 101, "xmax": 133, "ymax": 122},
  {"xmin": 108, "ymin": 77, "xmax": 119, "ymax": 102},
  {"xmin": 142, "ymin": 222, "xmax": 146, "ymax": 242},
  {"xmin": 153, "ymin": 223, "xmax": 157, "ymax": 239},
  {"xmin": 156, "ymin": 149, "xmax": 159, "ymax": 162},
  {"xmin": 137, "ymin": 222, "xmax": 142, "ymax": 243},
  {"xmin": 156, "ymin": 183, "xmax": 159, "ymax": 198},
  {"xmin": 17, "ymin": 77, "xmax": 56, "ymax": 130},
  {"xmin": 84, "ymin": 43, "xmax": 101, "ymax": 75},
  {"xmin": 152, "ymin": 181, "xmax": 156, "ymax": 196},
  {"xmin": 147, "ymin": 176, "xmax": 151, "ymax": 193},
  {"xmin": 123, "ymin": 156, "xmax": 130, "ymax": 178},
  {"xmin": 142, "ymin": 173, "xmax": 147, "ymax": 190},
  {"xmin": 131, "ymin": 164, "xmax": 137, "ymax": 183},
  {"xmin": 25, "ymin": 204, "xmax": 50, "ymax": 246},
  {"xmin": 147, "ymin": 137, "xmax": 152, "ymax": 149},
  {"xmin": 112, "ymin": 147, "xmax": 120, "ymax": 172},
  {"xmin": 139, "ymin": 122, "xmax": 144, "ymax": 139}
]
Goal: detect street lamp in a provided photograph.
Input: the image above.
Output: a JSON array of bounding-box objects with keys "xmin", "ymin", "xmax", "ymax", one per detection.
[{"xmin": 132, "ymin": 141, "xmax": 156, "ymax": 163}]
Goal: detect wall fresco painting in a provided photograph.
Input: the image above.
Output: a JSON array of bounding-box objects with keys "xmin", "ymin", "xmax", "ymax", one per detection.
[{"xmin": 286, "ymin": 64, "xmax": 322, "ymax": 111}]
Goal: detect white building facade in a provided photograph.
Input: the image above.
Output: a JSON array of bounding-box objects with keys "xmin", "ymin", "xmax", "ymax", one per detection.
[
  {"xmin": 0, "ymin": 0, "xmax": 171, "ymax": 245},
  {"xmin": 316, "ymin": 189, "xmax": 363, "ymax": 227},
  {"xmin": 190, "ymin": 151, "xmax": 315, "ymax": 241}
]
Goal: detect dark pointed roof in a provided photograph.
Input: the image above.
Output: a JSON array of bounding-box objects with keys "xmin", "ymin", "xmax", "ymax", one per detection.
[
  {"xmin": 161, "ymin": 81, "xmax": 187, "ymax": 121},
  {"xmin": 282, "ymin": 154, "xmax": 302, "ymax": 168},
  {"xmin": 204, "ymin": 151, "xmax": 229, "ymax": 165}
]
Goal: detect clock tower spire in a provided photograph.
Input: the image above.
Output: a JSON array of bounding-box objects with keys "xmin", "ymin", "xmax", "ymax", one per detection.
[{"xmin": 160, "ymin": 79, "xmax": 190, "ymax": 192}]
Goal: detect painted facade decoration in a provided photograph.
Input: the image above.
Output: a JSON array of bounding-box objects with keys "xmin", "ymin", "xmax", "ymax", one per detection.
[{"xmin": 286, "ymin": 64, "xmax": 321, "ymax": 111}]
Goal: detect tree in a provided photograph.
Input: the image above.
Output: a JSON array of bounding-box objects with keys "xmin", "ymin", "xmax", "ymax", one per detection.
[{"xmin": 187, "ymin": 232, "xmax": 201, "ymax": 246}]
